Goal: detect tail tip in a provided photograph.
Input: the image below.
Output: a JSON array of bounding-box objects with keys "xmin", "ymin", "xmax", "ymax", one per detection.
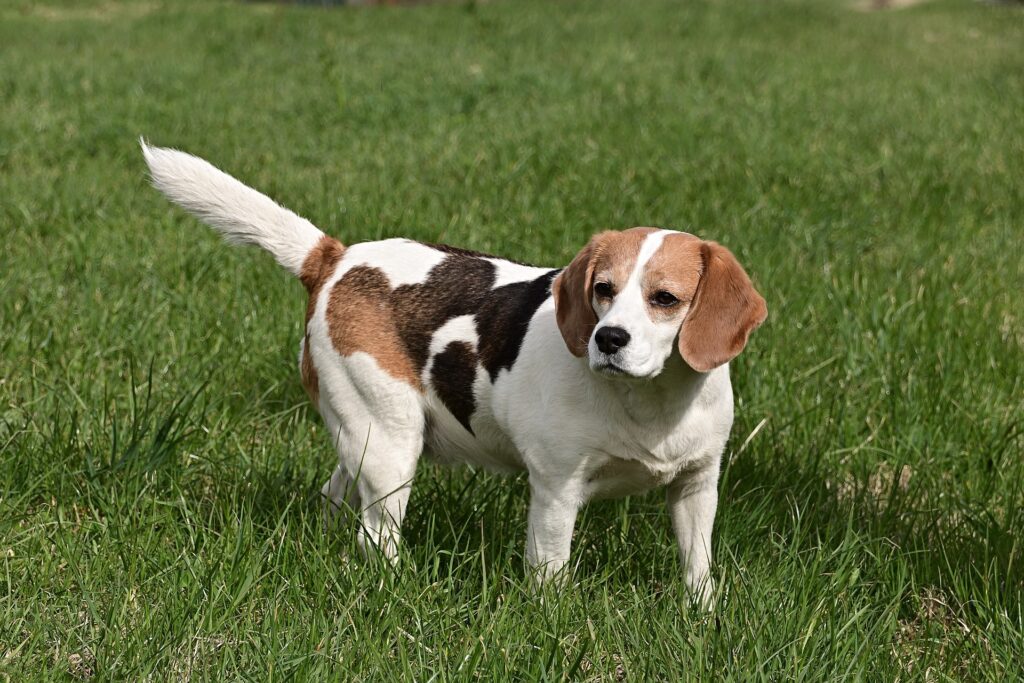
[{"xmin": 139, "ymin": 136, "xmax": 163, "ymax": 176}]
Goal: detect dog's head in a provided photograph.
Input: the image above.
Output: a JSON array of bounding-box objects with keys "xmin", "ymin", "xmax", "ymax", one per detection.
[{"xmin": 552, "ymin": 228, "xmax": 767, "ymax": 378}]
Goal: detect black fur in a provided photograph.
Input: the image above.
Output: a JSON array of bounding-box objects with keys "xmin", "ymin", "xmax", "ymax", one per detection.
[
  {"xmin": 430, "ymin": 341, "xmax": 480, "ymax": 434},
  {"xmin": 476, "ymin": 270, "xmax": 559, "ymax": 381},
  {"xmin": 387, "ymin": 246, "xmax": 558, "ymax": 432}
]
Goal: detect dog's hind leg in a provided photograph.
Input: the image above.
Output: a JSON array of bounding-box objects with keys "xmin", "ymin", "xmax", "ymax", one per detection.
[
  {"xmin": 318, "ymin": 353, "xmax": 425, "ymax": 564},
  {"xmin": 321, "ymin": 463, "xmax": 360, "ymax": 527}
]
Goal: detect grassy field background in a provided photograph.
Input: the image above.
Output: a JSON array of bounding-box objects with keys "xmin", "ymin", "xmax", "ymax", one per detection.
[{"xmin": 2, "ymin": 0, "xmax": 1023, "ymax": 678}]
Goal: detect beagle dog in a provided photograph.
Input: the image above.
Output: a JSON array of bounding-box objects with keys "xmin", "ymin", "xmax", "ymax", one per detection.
[{"xmin": 142, "ymin": 143, "xmax": 767, "ymax": 606}]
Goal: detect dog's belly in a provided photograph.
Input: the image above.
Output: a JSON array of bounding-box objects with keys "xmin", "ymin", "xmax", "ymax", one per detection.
[
  {"xmin": 583, "ymin": 444, "xmax": 719, "ymax": 500},
  {"xmin": 421, "ymin": 389, "xmax": 524, "ymax": 473}
]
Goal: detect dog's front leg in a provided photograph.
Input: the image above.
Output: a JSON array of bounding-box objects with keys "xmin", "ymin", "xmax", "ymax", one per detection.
[
  {"xmin": 667, "ymin": 473, "xmax": 719, "ymax": 609},
  {"xmin": 525, "ymin": 481, "xmax": 580, "ymax": 584}
]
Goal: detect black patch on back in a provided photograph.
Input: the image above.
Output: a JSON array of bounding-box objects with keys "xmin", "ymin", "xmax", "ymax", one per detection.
[
  {"xmin": 476, "ymin": 270, "xmax": 559, "ymax": 381},
  {"xmin": 382, "ymin": 246, "xmax": 558, "ymax": 433},
  {"xmin": 425, "ymin": 242, "xmax": 536, "ymax": 266},
  {"xmin": 425, "ymin": 243, "xmax": 495, "ymax": 260},
  {"xmin": 391, "ymin": 256, "xmax": 497, "ymax": 372}
]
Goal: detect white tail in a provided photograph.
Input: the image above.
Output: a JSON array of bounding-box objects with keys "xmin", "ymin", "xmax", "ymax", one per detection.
[{"xmin": 141, "ymin": 140, "xmax": 326, "ymax": 277}]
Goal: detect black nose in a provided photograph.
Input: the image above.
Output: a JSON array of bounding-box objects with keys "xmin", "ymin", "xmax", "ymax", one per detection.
[{"xmin": 595, "ymin": 326, "xmax": 631, "ymax": 354}]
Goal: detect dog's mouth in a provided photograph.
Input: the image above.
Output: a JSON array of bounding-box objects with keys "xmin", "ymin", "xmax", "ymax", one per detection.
[
  {"xmin": 594, "ymin": 360, "xmax": 645, "ymax": 380},
  {"xmin": 596, "ymin": 362, "xmax": 625, "ymax": 374},
  {"xmin": 592, "ymin": 354, "xmax": 667, "ymax": 381}
]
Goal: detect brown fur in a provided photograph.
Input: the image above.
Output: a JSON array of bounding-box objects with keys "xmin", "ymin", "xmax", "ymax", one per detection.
[
  {"xmin": 590, "ymin": 228, "xmax": 659, "ymax": 296},
  {"xmin": 300, "ymin": 236, "xmax": 345, "ymax": 321},
  {"xmin": 642, "ymin": 232, "xmax": 704, "ymax": 322},
  {"xmin": 296, "ymin": 237, "xmax": 345, "ymax": 405},
  {"xmin": 300, "ymin": 334, "xmax": 319, "ymax": 404},
  {"xmin": 326, "ymin": 266, "xmax": 423, "ymax": 388},
  {"xmin": 678, "ymin": 241, "xmax": 767, "ymax": 372}
]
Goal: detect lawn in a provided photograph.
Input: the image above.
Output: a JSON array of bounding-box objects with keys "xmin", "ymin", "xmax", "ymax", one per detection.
[{"xmin": 1, "ymin": 0, "xmax": 1022, "ymax": 679}]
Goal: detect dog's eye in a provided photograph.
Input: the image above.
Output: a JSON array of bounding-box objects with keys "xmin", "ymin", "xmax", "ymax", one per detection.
[
  {"xmin": 652, "ymin": 291, "xmax": 679, "ymax": 307},
  {"xmin": 594, "ymin": 282, "xmax": 614, "ymax": 298}
]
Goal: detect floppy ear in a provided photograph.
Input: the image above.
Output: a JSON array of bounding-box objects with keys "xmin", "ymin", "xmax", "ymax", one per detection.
[
  {"xmin": 678, "ymin": 241, "xmax": 767, "ymax": 372},
  {"xmin": 552, "ymin": 234, "xmax": 606, "ymax": 357}
]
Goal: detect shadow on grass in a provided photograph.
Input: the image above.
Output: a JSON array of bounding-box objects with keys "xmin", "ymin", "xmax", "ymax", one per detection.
[
  {"xmin": 719, "ymin": 438, "xmax": 1022, "ymax": 611},
  {"xmin": 202, "ymin": 409, "xmax": 1021, "ymax": 615},
  {"xmin": 58, "ymin": 355, "xmax": 1019, "ymax": 616}
]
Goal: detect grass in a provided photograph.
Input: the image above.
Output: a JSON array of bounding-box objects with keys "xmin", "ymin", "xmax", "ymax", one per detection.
[{"xmin": 1, "ymin": 0, "xmax": 1023, "ymax": 678}]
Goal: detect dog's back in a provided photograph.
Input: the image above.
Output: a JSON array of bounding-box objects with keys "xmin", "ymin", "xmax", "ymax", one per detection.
[{"xmin": 142, "ymin": 142, "xmax": 564, "ymax": 471}]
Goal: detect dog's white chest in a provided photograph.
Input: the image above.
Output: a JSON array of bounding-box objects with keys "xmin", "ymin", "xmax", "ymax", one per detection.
[{"xmin": 581, "ymin": 395, "xmax": 730, "ymax": 499}]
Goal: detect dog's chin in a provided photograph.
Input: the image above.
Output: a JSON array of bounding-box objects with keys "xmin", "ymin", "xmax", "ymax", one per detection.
[{"xmin": 590, "ymin": 359, "xmax": 659, "ymax": 381}]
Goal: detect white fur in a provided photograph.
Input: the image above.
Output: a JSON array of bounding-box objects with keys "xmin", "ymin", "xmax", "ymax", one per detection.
[
  {"xmin": 147, "ymin": 147, "xmax": 732, "ymax": 609},
  {"xmin": 427, "ymin": 315, "xmax": 479, "ymax": 358},
  {"xmin": 342, "ymin": 239, "xmax": 446, "ymax": 288},
  {"xmin": 485, "ymin": 257, "xmax": 551, "ymax": 289},
  {"xmin": 141, "ymin": 141, "xmax": 324, "ymax": 276}
]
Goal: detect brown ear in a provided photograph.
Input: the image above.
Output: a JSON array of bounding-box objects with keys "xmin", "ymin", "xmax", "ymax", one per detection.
[
  {"xmin": 678, "ymin": 241, "xmax": 767, "ymax": 373},
  {"xmin": 552, "ymin": 234, "xmax": 607, "ymax": 357}
]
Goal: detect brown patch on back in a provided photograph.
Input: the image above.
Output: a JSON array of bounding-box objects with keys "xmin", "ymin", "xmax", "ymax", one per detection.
[
  {"xmin": 325, "ymin": 266, "xmax": 422, "ymax": 388},
  {"xmin": 300, "ymin": 335, "xmax": 319, "ymax": 404},
  {"xmin": 300, "ymin": 236, "xmax": 345, "ymax": 320},
  {"xmin": 553, "ymin": 228, "xmax": 658, "ymax": 356}
]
